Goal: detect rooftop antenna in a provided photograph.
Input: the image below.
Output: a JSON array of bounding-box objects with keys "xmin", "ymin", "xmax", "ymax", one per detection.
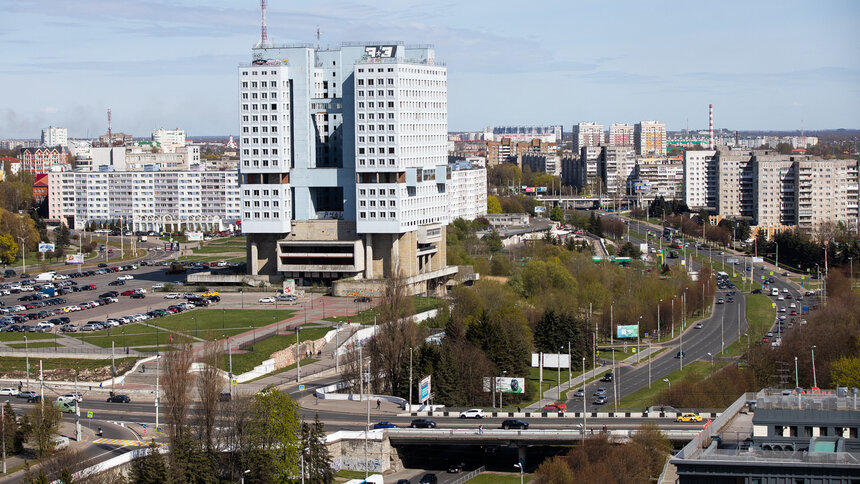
[
  {"xmin": 316, "ymin": 25, "xmax": 321, "ymax": 50},
  {"xmin": 255, "ymin": 0, "xmax": 273, "ymax": 49},
  {"xmin": 107, "ymin": 108, "xmax": 112, "ymax": 146}
]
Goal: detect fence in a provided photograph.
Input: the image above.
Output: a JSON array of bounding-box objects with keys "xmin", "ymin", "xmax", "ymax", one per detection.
[
  {"xmin": 451, "ymin": 466, "xmax": 486, "ymax": 484},
  {"xmin": 0, "ymin": 347, "xmax": 133, "ymax": 358}
]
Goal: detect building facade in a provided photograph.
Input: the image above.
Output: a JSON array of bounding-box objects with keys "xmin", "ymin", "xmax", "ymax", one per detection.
[
  {"xmin": 608, "ymin": 123, "xmax": 634, "ymax": 147},
  {"xmin": 17, "ymin": 146, "xmax": 70, "ymax": 174},
  {"xmin": 151, "ymin": 128, "xmax": 187, "ymax": 149},
  {"xmin": 448, "ymin": 159, "xmax": 487, "ymax": 221},
  {"xmin": 41, "ymin": 126, "xmax": 68, "ymax": 147},
  {"xmin": 571, "ymin": 122, "xmax": 604, "ymax": 154},
  {"xmin": 239, "ymin": 41, "xmax": 456, "ymax": 293},
  {"xmin": 634, "ymin": 120, "xmax": 667, "ymax": 156},
  {"xmin": 47, "ymin": 170, "xmax": 240, "ymax": 232}
]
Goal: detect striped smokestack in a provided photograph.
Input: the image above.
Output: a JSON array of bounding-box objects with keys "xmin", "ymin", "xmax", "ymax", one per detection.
[{"xmin": 709, "ymin": 103, "xmax": 714, "ymax": 150}]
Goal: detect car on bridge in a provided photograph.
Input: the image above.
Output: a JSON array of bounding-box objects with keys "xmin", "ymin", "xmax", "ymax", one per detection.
[
  {"xmin": 107, "ymin": 394, "xmax": 131, "ymax": 403},
  {"xmin": 676, "ymin": 413, "xmax": 703, "ymax": 423},
  {"xmin": 500, "ymin": 419, "xmax": 529, "ymax": 430},
  {"xmin": 460, "ymin": 408, "xmax": 485, "ymax": 419},
  {"xmin": 410, "ymin": 418, "xmax": 436, "ymax": 428},
  {"xmin": 373, "ymin": 422, "xmax": 398, "ymax": 429}
]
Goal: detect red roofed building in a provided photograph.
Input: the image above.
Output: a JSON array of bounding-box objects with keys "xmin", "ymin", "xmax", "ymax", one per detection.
[
  {"xmin": 18, "ymin": 146, "xmax": 70, "ymax": 174},
  {"xmin": 33, "ymin": 173, "xmax": 49, "ymax": 205}
]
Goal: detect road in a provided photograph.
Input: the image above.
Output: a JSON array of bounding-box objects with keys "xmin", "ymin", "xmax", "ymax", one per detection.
[{"xmin": 565, "ymin": 214, "xmax": 811, "ymax": 412}]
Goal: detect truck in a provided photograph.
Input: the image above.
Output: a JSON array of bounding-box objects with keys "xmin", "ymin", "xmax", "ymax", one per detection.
[
  {"xmin": 166, "ymin": 262, "xmax": 186, "ymax": 274},
  {"xmin": 40, "ymin": 287, "xmax": 56, "ymax": 297},
  {"xmin": 726, "ymin": 257, "xmax": 739, "ymax": 265},
  {"xmin": 138, "ymin": 235, "xmax": 148, "ymax": 242},
  {"xmin": 35, "ymin": 271, "xmax": 56, "ymax": 282}
]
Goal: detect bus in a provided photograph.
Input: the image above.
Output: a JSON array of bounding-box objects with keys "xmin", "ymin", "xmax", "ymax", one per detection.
[{"xmin": 663, "ymin": 227, "xmax": 678, "ymax": 239}]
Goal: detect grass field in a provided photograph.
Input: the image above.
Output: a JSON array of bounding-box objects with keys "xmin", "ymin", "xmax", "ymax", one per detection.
[
  {"xmin": 467, "ymin": 474, "xmax": 534, "ymax": 484},
  {"xmin": 149, "ymin": 309, "xmax": 296, "ymax": 340},
  {"xmin": 225, "ymin": 324, "xmax": 329, "ymax": 374},
  {"xmin": 70, "ymin": 324, "xmax": 194, "ymax": 348},
  {"xmin": 617, "ymin": 360, "xmax": 711, "ymax": 410},
  {"xmin": 0, "ymin": 356, "xmax": 138, "ymax": 378},
  {"xmin": 191, "ymin": 244, "xmax": 246, "ymax": 255},
  {"xmin": 323, "ymin": 296, "xmax": 442, "ymax": 325},
  {"xmin": 0, "ymin": 332, "xmax": 57, "ymax": 342},
  {"xmin": 6, "ymin": 341, "xmax": 62, "ymax": 349},
  {"xmin": 725, "ymin": 294, "xmax": 774, "ymax": 357}
]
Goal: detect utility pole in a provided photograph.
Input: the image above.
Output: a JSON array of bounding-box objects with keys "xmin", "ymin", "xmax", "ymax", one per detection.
[
  {"xmin": 296, "ymin": 326, "xmax": 301, "ymax": 382},
  {"xmin": 359, "ymin": 346, "xmax": 363, "ymax": 402},
  {"xmin": 408, "ymin": 347, "xmax": 413, "ymax": 412},
  {"xmin": 1, "ymin": 404, "xmax": 5, "ymax": 474},
  {"xmin": 365, "ymin": 358, "xmax": 370, "ymax": 480},
  {"xmin": 335, "ymin": 323, "xmax": 340, "ymax": 373},
  {"xmin": 155, "ymin": 355, "xmax": 160, "ymax": 432},
  {"xmin": 111, "ymin": 341, "xmax": 116, "ymax": 396},
  {"xmin": 25, "ymin": 336, "xmax": 29, "ymax": 391},
  {"xmin": 612, "ymin": 350, "xmax": 617, "ymax": 413},
  {"xmin": 582, "ymin": 357, "xmax": 587, "ymax": 436},
  {"xmin": 228, "ymin": 338, "xmax": 234, "ymax": 399},
  {"xmin": 568, "ymin": 341, "xmax": 572, "ymax": 385},
  {"xmin": 39, "ymin": 361, "xmax": 43, "ymax": 418},
  {"xmin": 74, "ymin": 373, "xmax": 81, "ymax": 441},
  {"xmin": 648, "ymin": 341, "xmax": 652, "ymax": 388}
]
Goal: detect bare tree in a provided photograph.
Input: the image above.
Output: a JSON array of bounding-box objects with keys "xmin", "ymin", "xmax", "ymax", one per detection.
[
  {"xmin": 162, "ymin": 344, "xmax": 194, "ymax": 446},
  {"xmin": 216, "ymin": 392, "xmax": 254, "ymax": 482},
  {"xmin": 196, "ymin": 340, "xmax": 224, "ymax": 451},
  {"xmin": 368, "ymin": 273, "xmax": 421, "ymax": 395}
]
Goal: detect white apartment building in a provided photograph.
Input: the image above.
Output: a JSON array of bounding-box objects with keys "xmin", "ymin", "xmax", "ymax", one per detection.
[
  {"xmin": 151, "ymin": 128, "xmax": 187, "ymax": 149},
  {"xmin": 41, "ymin": 126, "xmax": 68, "ymax": 147},
  {"xmin": 89, "ymin": 144, "xmax": 201, "ymax": 172},
  {"xmin": 238, "ymin": 38, "xmax": 456, "ymax": 293},
  {"xmin": 609, "ymin": 123, "xmax": 634, "ymax": 147},
  {"xmin": 48, "ymin": 170, "xmax": 240, "ymax": 233},
  {"xmin": 683, "ymin": 150, "xmax": 718, "ymax": 209},
  {"xmin": 631, "ymin": 160, "xmax": 685, "ymax": 201},
  {"xmin": 448, "ymin": 159, "xmax": 487, "ymax": 221},
  {"xmin": 634, "ymin": 121, "xmax": 667, "ymax": 156},
  {"xmin": 795, "ymin": 159, "xmax": 859, "ymax": 234},
  {"xmin": 600, "ymin": 147, "xmax": 636, "ymax": 195},
  {"xmin": 572, "ymin": 122, "xmax": 604, "ymax": 154}
]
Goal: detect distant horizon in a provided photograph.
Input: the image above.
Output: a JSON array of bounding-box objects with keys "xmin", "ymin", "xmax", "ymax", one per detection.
[{"xmin": 2, "ymin": 0, "xmax": 857, "ymax": 138}]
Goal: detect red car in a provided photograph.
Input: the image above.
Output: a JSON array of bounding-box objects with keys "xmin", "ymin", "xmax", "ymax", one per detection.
[
  {"xmin": 543, "ymin": 402, "xmax": 567, "ymax": 412},
  {"xmin": 790, "ymin": 310, "xmax": 797, "ymax": 316},
  {"xmin": 82, "ymin": 284, "xmax": 97, "ymax": 290},
  {"xmin": 121, "ymin": 290, "xmax": 136, "ymax": 296}
]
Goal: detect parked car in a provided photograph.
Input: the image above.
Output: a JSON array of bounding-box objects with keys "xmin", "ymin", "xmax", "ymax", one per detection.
[
  {"xmin": 108, "ymin": 280, "xmax": 125, "ymax": 286},
  {"xmin": 410, "ymin": 418, "xmax": 436, "ymax": 428},
  {"xmin": 276, "ymin": 294, "xmax": 296, "ymax": 302},
  {"xmin": 500, "ymin": 419, "xmax": 529, "ymax": 430},
  {"xmin": 106, "ymin": 394, "xmax": 131, "ymax": 403},
  {"xmin": 164, "ymin": 293, "xmax": 182, "ymax": 299},
  {"xmin": 130, "ymin": 293, "xmax": 145, "ymax": 299},
  {"xmin": 0, "ymin": 388, "xmax": 18, "ymax": 396},
  {"xmin": 459, "ymin": 408, "xmax": 485, "ymax": 419},
  {"xmin": 258, "ymin": 297, "xmax": 275, "ymax": 303},
  {"xmin": 18, "ymin": 390, "xmax": 37, "ymax": 399}
]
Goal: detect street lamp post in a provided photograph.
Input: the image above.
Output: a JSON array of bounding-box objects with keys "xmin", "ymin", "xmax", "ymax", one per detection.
[
  {"xmin": 707, "ymin": 352, "xmax": 713, "ymax": 374},
  {"xmin": 811, "ymin": 345, "xmax": 818, "ymax": 388},
  {"xmin": 514, "ymin": 463, "xmax": 524, "ymax": 484},
  {"xmin": 663, "ymin": 378, "xmax": 670, "ymax": 389},
  {"xmin": 24, "ymin": 336, "xmax": 29, "ymax": 391},
  {"xmin": 582, "ymin": 357, "xmax": 587, "ymax": 435},
  {"xmin": 18, "ymin": 237, "xmax": 27, "ymax": 275},
  {"xmin": 794, "ymin": 356, "xmax": 799, "ymax": 388},
  {"xmin": 657, "ymin": 299, "xmax": 662, "ymax": 340}
]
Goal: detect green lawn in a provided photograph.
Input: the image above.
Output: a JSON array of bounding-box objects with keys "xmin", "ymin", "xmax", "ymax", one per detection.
[
  {"xmin": 467, "ymin": 474, "xmax": 533, "ymax": 484},
  {"xmin": 617, "ymin": 361, "xmax": 711, "ymax": 410},
  {"xmin": 0, "ymin": 332, "xmax": 56, "ymax": 342},
  {"xmin": 150, "ymin": 309, "xmax": 296, "ymax": 339},
  {"xmin": 725, "ymin": 294, "xmax": 774, "ymax": 357},
  {"xmin": 0, "ymin": 356, "xmax": 138, "ymax": 379},
  {"xmin": 334, "ymin": 470, "xmax": 367, "ymax": 480},
  {"xmin": 324, "ymin": 296, "xmax": 442, "ymax": 325},
  {"xmin": 191, "ymin": 244, "xmax": 246, "ymax": 255},
  {"xmin": 225, "ymin": 324, "xmax": 329, "ymax": 375},
  {"xmin": 6, "ymin": 341, "xmax": 62, "ymax": 349},
  {"xmin": 244, "ymin": 357, "xmax": 319, "ymax": 383},
  {"xmin": 70, "ymin": 324, "xmax": 193, "ymax": 348}
]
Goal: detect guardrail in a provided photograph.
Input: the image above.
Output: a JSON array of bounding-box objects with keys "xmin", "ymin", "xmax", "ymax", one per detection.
[{"xmin": 451, "ymin": 466, "xmax": 486, "ymax": 484}]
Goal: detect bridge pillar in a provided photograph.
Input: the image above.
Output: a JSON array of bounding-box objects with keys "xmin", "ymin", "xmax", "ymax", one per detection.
[{"xmin": 518, "ymin": 445, "xmax": 527, "ymax": 467}]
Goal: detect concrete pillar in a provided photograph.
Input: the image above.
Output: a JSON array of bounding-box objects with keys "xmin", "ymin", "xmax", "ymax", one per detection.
[
  {"xmin": 391, "ymin": 233, "xmax": 399, "ymax": 277},
  {"xmin": 250, "ymin": 241, "xmax": 259, "ymax": 276},
  {"xmin": 518, "ymin": 445, "xmax": 526, "ymax": 467},
  {"xmin": 365, "ymin": 234, "xmax": 373, "ymax": 279}
]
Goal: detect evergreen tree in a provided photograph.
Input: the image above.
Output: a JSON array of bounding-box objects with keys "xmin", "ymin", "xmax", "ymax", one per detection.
[
  {"xmin": 301, "ymin": 414, "xmax": 333, "ymax": 484},
  {"xmin": 129, "ymin": 444, "xmax": 170, "ymax": 484}
]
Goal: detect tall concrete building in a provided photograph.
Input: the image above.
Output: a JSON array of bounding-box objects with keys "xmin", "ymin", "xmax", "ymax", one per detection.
[
  {"xmin": 151, "ymin": 128, "xmax": 187, "ymax": 149},
  {"xmin": 634, "ymin": 121, "xmax": 667, "ymax": 156},
  {"xmin": 239, "ymin": 34, "xmax": 456, "ymax": 293},
  {"xmin": 41, "ymin": 126, "xmax": 68, "ymax": 147},
  {"xmin": 608, "ymin": 123, "xmax": 634, "ymax": 147},
  {"xmin": 683, "ymin": 150, "xmax": 718, "ymax": 210},
  {"xmin": 600, "ymin": 146, "xmax": 636, "ymax": 196},
  {"xmin": 571, "ymin": 122, "xmax": 604, "ymax": 154}
]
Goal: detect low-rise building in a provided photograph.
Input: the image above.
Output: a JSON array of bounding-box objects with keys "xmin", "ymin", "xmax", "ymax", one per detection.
[{"xmin": 17, "ymin": 146, "xmax": 70, "ymax": 174}]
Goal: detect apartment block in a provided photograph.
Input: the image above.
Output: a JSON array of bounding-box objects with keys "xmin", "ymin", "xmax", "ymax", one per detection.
[
  {"xmin": 17, "ymin": 146, "xmax": 70, "ymax": 174},
  {"xmin": 795, "ymin": 159, "xmax": 859, "ymax": 233},
  {"xmin": 151, "ymin": 128, "xmax": 187, "ymax": 149},
  {"xmin": 634, "ymin": 121, "xmax": 667, "ymax": 156},
  {"xmin": 521, "ymin": 153, "xmax": 561, "ymax": 177},
  {"xmin": 48, "ymin": 170, "xmax": 240, "ymax": 232},
  {"xmin": 683, "ymin": 150, "xmax": 718, "ymax": 209},
  {"xmin": 483, "ymin": 125, "xmax": 562, "ymax": 143},
  {"xmin": 571, "ymin": 122, "xmax": 604, "ymax": 154},
  {"xmin": 448, "ymin": 159, "xmax": 487, "ymax": 221},
  {"xmin": 609, "ymin": 123, "xmax": 634, "ymax": 147},
  {"xmin": 600, "ymin": 146, "xmax": 636, "ymax": 196},
  {"xmin": 753, "ymin": 158, "xmax": 796, "ymax": 229},
  {"xmin": 41, "ymin": 126, "xmax": 68, "ymax": 147},
  {"xmin": 631, "ymin": 159, "xmax": 685, "ymax": 201}
]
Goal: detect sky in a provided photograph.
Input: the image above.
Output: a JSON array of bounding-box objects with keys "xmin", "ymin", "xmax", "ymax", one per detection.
[{"xmin": 1, "ymin": 0, "xmax": 859, "ymax": 138}]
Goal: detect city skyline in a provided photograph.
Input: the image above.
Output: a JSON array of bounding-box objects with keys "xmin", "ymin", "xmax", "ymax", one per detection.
[{"xmin": 1, "ymin": 0, "xmax": 859, "ymax": 138}]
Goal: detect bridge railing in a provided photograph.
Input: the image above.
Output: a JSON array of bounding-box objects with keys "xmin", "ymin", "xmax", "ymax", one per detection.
[{"xmin": 451, "ymin": 466, "xmax": 486, "ymax": 484}]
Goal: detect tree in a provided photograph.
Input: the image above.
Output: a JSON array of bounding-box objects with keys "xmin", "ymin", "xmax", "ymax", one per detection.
[
  {"xmin": 248, "ymin": 389, "xmax": 301, "ymax": 482},
  {"xmin": 2, "ymin": 402, "xmax": 24, "ymax": 455},
  {"xmin": 830, "ymin": 356, "xmax": 860, "ymax": 388},
  {"xmin": 486, "ymin": 195, "xmax": 502, "ymax": 214},
  {"xmin": 22, "ymin": 402, "xmax": 61, "ymax": 458},
  {"xmin": 196, "ymin": 341, "xmax": 224, "ymax": 451},
  {"xmin": 484, "ymin": 230, "xmax": 503, "ymax": 255},
  {"xmin": 368, "ymin": 274, "xmax": 421, "ymax": 395},
  {"xmin": 129, "ymin": 444, "xmax": 170, "ymax": 484},
  {"xmin": 533, "ymin": 309, "xmax": 588, "ymax": 360},
  {"xmin": 302, "ymin": 414, "xmax": 334, "ymax": 484},
  {"xmin": 618, "ymin": 242, "xmax": 641, "ymax": 258},
  {"xmin": 535, "ymin": 456, "xmax": 575, "ymax": 484},
  {"xmin": 550, "ymin": 205, "xmax": 564, "ymax": 222},
  {"xmin": 0, "ymin": 234, "xmax": 18, "ymax": 265},
  {"xmin": 162, "ymin": 344, "xmax": 194, "ymax": 473}
]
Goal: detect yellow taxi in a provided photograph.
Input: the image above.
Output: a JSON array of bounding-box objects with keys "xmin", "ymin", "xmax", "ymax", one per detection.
[
  {"xmin": 676, "ymin": 413, "xmax": 703, "ymax": 423},
  {"xmin": 200, "ymin": 290, "xmax": 220, "ymax": 297}
]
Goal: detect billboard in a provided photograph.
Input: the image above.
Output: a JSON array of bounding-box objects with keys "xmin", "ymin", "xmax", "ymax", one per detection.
[
  {"xmin": 752, "ymin": 257, "xmax": 763, "ymax": 263},
  {"xmin": 38, "ymin": 243, "xmax": 55, "ymax": 253},
  {"xmin": 65, "ymin": 253, "xmax": 84, "ymax": 264},
  {"xmin": 633, "ymin": 181, "xmax": 651, "ymax": 193},
  {"xmin": 419, "ymin": 375, "xmax": 431, "ymax": 403},
  {"xmin": 496, "ymin": 377, "xmax": 525, "ymax": 394},
  {"xmin": 530, "ymin": 353, "xmax": 571, "ymax": 369},
  {"xmin": 524, "ymin": 187, "xmax": 535, "ymax": 193},
  {"xmin": 536, "ymin": 187, "xmax": 548, "ymax": 193},
  {"xmin": 186, "ymin": 232, "xmax": 203, "ymax": 242},
  {"xmin": 616, "ymin": 324, "xmax": 639, "ymax": 338}
]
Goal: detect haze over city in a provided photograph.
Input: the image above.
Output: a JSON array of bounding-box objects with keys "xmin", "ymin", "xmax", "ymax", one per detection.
[{"xmin": 2, "ymin": 0, "xmax": 859, "ymax": 138}]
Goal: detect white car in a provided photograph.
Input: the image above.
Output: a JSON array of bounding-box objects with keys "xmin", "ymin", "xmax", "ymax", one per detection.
[
  {"xmin": 777, "ymin": 295, "xmax": 785, "ymax": 301},
  {"xmin": 258, "ymin": 297, "xmax": 276, "ymax": 304},
  {"xmin": 789, "ymin": 303, "xmax": 797, "ymax": 309},
  {"xmin": 459, "ymin": 408, "xmax": 485, "ymax": 419},
  {"xmin": 0, "ymin": 388, "xmax": 18, "ymax": 396},
  {"xmin": 164, "ymin": 293, "xmax": 182, "ymax": 299},
  {"xmin": 118, "ymin": 275, "xmax": 134, "ymax": 280},
  {"xmin": 782, "ymin": 288, "xmax": 789, "ymax": 293},
  {"xmin": 151, "ymin": 284, "xmax": 164, "ymax": 290}
]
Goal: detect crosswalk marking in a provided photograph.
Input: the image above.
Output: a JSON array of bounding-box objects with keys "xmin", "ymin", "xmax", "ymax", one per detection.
[{"xmin": 93, "ymin": 438, "xmax": 166, "ymax": 447}]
